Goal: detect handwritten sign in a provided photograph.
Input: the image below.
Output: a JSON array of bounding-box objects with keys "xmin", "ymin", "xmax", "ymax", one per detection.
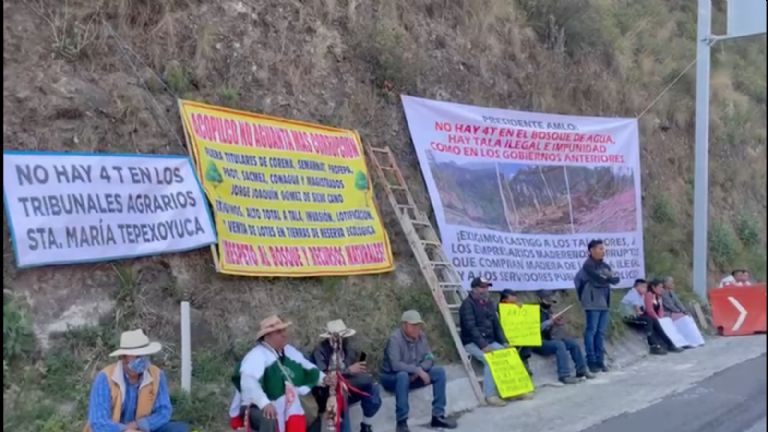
[
  {"xmin": 499, "ymin": 304, "xmax": 542, "ymax": 346},
  {"xmin": 484, "ymin": 348, "xmax": 535, "ymax": 398}
]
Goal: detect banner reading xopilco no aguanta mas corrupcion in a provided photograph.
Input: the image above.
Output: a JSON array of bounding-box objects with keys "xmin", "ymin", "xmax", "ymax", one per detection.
[
  {"xmin": 178, "ymin": 99, "xmax": 394, "ymax": 277},
  {"xmin": 401, "ymin": 95, "xmax": 644, "ymax": 291}
]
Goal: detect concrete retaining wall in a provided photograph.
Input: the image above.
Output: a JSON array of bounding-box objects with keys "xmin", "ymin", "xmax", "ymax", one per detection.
[{"xmin": 346, "ymin": 329, "xmax": 655, "ymax": 431}]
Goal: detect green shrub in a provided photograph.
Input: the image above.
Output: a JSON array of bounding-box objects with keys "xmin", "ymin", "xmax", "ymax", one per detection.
[
  {"xmin": 3, "ymin": 294, "xmax": 36, "ymax": 364},
  {"xmin": 710, "ymin": 222, "xmax": 738, "ymax": 270},
  {"xmin": 735, "ymin": 212, "xmax": 761, "ymax": 249},
  {"xmin": 651, "ymin": 194, "xmax": 676, "ymax": 224}
]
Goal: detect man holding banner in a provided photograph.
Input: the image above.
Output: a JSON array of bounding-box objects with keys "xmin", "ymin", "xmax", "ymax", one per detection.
[{"xmin": 459, "ymin": 277, "xmax": 509, "ymax": 407}]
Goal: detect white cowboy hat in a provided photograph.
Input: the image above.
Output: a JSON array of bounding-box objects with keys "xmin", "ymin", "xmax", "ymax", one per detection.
[
  {"xmin": 255, "ymin": 315, "xmax": 293, "ymax": 340},
  {"xmin": 109, "ymin": 329, "xmax": 162, "ymax": 357},
  {"xmin": 320, "ymin": 319, "xmax": 356, "ymax": 339}
]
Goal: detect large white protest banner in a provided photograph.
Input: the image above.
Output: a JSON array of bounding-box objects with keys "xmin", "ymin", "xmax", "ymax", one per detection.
[
  {"xmin": 401, "ymin": 95, "xmax": 644, "ymax": 291},
  {"xmin": 3, "ymin": 151, "xmax": 217, "ymax": 268}
]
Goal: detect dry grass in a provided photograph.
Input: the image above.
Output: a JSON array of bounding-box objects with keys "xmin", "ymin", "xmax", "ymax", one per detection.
[{"xmin": 2, "ymin": 0, "xmax": 765, "ymax": 429}]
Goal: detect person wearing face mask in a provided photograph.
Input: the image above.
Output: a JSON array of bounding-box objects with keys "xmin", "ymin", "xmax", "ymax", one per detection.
[
  {"xmin": 84, "ymin": 329, "xmax": 188, "ymax": 432},
  {"xmin": 459, "ymin": 277, "xmax": 509, "ymax": 407},
  {"xmin": 533, "ymin": 290, "xmax": 594, "ymax": 385}
]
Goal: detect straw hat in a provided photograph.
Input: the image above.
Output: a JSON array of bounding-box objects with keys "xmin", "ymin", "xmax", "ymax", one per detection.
[
  {"xmin": 109, "ymin": 329, "xmax": 162, "ymax": 357},
  {"xmin": 319, "ymin": 319, "xmax": 356, "ymax": 339},
  {"xmin": 255, "ymin": 315, "xmax": 293, "ymax": 340}
]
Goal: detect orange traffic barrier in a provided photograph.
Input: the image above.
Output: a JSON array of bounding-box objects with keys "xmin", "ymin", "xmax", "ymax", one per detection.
[{"xmin": 709, "ymin": 284, "xmax": 767, "ymax": 336}]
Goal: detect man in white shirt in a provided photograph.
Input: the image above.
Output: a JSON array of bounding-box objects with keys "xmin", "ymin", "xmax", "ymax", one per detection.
[{"xmin": 719, "ymin": 269, "xmax": 753, "ymax": 288}]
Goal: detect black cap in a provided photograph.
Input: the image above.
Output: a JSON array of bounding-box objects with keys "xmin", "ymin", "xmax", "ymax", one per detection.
[
  {"xmin": 500, "ymin": 289, "xmax": 517, "ymax": 299},
  {"xmin": 536, "ymin": 290, "xmax": 558, "ymax": 303},
  {"xmin": 470, "ymin": 277, "xmax": 493, "ymax": 288}
]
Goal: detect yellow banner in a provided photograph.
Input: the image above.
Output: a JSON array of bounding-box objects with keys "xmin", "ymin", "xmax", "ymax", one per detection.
[
  {"xmin": 178, "ymin": 100, "xmax": 394, "ymax": 276},
  {"xmin": 499, "ymin": 304, "xmax": 542, "ymax": 347},
  {"xmin": 484, "ymin": 348, "xmax": 535, "ymax": 398}
]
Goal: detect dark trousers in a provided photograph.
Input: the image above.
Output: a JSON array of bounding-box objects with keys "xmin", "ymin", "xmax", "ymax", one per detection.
[
  {"xmin": 623, "ymin": 315, "xmax": 675, "ymax": 349},
  {"xmin": 242, "ymin": 405, "xmax": 278, "ymax": 432}
]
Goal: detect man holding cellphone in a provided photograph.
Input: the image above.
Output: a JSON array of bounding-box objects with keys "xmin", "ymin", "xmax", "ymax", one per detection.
[{"xmin": 311, "ymin": 319, "xmax": 382, "ymax": 432}]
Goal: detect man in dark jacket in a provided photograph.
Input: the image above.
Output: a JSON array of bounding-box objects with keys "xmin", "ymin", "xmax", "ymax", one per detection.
[
  {"xmin": 532, "ymin": 291, "xmax": 594, "ymax": 384},
  {"xmin": 459, "ymin": 277, "xmax": 508, "ymax": 407},
  {"xmin": 577, "ymin": 239, "xmax": 620, "ymax": 373},
  {"xmin": 310, "ymin": 319, "xmax": 381, "ymax": 432}
]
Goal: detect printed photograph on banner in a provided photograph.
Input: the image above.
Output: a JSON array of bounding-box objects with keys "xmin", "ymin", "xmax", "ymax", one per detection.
[
  {"xmin": 2, "ymin": 151, "xmax": 217, "ymax": 268},
  {"xmin": 498, "ymin": 163, "xmax": 571, "ymax": 234},
  {"xmin": 565, "ymin": 166, "xmax": 637, "ymax": 233},
  {"xmin": 177, "ymin": 99, "xmax": 394, "ymax": 277},
  {"xmin": 401, "ymin": 95, "xmax": 645, "ymax": 290},
  {"xmin": 427, "ymin": 150, "xmax": 507, "ymax": 232}
]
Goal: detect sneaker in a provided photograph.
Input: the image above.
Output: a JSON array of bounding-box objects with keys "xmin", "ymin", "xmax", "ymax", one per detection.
[
  {"xmin": 360, "ymin": 423, "xmax": 374, "ymax": 432},
  {"xmin": 396, "ymin": 420, "xmax": 410, "ymax": 432},
  {"xmin": 485, "ymin": 396, "xmax": 507, "ymax": 407},
  {"xmin": 669, "ymin": 346, "xmax": 684, "ymax": 353},
  {"xmin": 650, "ymin": 345, "xmax": 668, "ymax": 355},
  {"xmin": 431, "ymin": 416, "xmax": 457, "ymax": 429},
  {"xmin": 588, "ymin": 365, "xmax": 602, "ymax": 374},
  {"xmin": 508, "ymin": 392, "xmax": 534, "ymax": 400},
  {"xmin": 559, "ymin": 376, "xmax": 581, "ymax": 384},
  {"xmin": 577, "ymin": 370, "xmax": 596, "ymax": 379}
]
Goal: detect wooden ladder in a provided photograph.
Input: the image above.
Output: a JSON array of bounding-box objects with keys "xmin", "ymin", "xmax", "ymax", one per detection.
[{"xmin": 365, "ymin": 145, "xmax": 485, "ymax": 404}]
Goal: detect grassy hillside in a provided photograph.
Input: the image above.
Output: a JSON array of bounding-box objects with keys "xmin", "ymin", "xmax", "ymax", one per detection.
[{"xmin": 3, "ymin": 0, "xmax": 765, "ymax": 430}]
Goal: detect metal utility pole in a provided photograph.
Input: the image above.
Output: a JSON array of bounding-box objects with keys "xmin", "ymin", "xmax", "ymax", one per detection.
[
  {"xmin": 692, "ymin": 0, "xmax": 712, "ymax": 302},
  {"xmin": 692, "ymin": 0, "xmax": 766, "ymax": 302}
]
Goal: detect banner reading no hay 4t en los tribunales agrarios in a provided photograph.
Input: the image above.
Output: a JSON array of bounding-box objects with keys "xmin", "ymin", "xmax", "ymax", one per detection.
[
  {"xmin": 2, "ymin": 151, "xmax": 216, "ymax": 268},
  {"xmin": 401, "ymin": 95, "xmax": 645, "ymax": 291},
  {"xmin": 178, "ymin": 99, "xmax": 394, "ymax": 277}
]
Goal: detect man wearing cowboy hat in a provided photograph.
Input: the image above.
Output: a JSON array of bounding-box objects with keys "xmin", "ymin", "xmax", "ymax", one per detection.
[
  {"xmin": 85, "ymin": 329, "xmax": 189, "ymax": 432},
  {"xmin": 230, "ymin": 315, "xmax": 335, "ymax": 432},
  {"xmin": 311, "ymin": 319, "xmax": 382, "ymax": 432}
]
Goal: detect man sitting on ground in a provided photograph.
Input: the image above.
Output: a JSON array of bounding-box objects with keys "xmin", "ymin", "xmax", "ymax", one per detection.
[
  {"xmin": 85, "ymin": 329, "xmax": 189, "ymax": 432},
  {"xmin": 459, "ymin": 277, "xmax": 509, "ymax": 407},
  {"xmin": 380, "ymin": 310, "xmax": 457, "ymax": 432},
  {"xmin": 719, "ymin": 269, "xmax": 753, "ymax": 288},
  {"xmin": 229, "ymin": 315, "xmax": 334, "ymax": 432},
  {"xmin": 532, "ymin": 290, "xmax": 595, "ymax": 384},
  {"xmin": 661, "ymin": 277, "xmax": 705, "ymax": 347},
  {"xmin": 311, "ymin": 319, "xmax": 381, "ymax": 432},
  {"xmin": 620, "ymin": 279, "xmax": 678, "ymax": 355}
]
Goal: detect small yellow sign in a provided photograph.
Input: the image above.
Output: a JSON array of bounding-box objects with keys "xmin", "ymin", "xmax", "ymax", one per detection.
[
  {"xmin": 484, "ymin": 348, "xmax": 535, "ymax": 399},
  {"xmin": 499, "ymin": 303, "xmax": 542, "ymax": 347}
]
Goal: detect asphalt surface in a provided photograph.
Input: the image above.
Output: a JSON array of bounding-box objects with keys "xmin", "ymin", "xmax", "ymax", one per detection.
[{"xmin": 581, "ymin": 354, "xmax": 767, "ymax": 432}]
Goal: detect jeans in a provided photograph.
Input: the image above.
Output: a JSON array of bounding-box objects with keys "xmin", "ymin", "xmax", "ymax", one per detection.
[
  {"xmin": 155, "ymin": 422, "xmax": 191, "ymax": 432},
  {"xmin": 532, "ymin": 338, "xmax": 587, "ymax": 379},
  {"xmin": 463, "ymin": 342, "xmax": 505, "ymax": 398},
  {"xmin": 340, "ymin": 382, "xmax": 382, "ymax": 432},
  {"xmin": 380, "ymin": 366, "xmax": 447, "ymax": 422},
  {"xmin": 584, "ymin": 310, "xmax": 610, "ymax": 367}
]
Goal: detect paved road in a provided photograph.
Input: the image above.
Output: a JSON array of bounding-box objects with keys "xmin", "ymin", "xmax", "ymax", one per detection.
[
  {"xmin": 437, "ymin": 335, "xmax": 766, "ymax": 432},
  {"xmin": 581, "ymin": 354, "xmax": 767, "ymax": 432}
]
